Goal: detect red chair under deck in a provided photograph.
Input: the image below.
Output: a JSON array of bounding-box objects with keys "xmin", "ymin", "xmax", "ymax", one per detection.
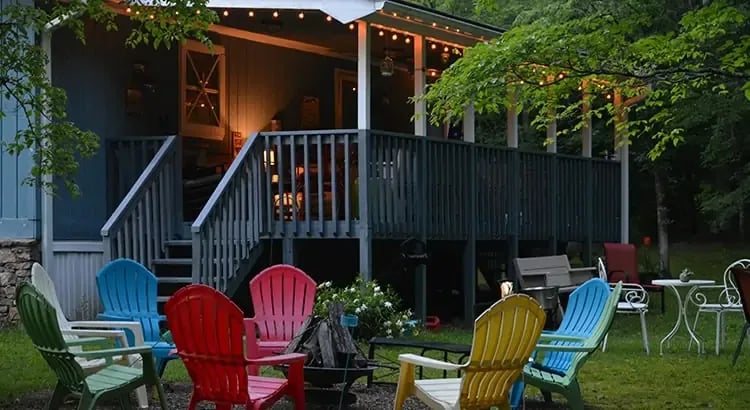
[
  {"xmin": 165, "ymin": 284, "xmax": 306, "ymax": 410},
  {"xmin": 603, "ymin": 243, "xmax": 665, "ymax": 313},
  {"xmin": 247, "ymin": 264, "xmax": 317, "ymax": 357}
]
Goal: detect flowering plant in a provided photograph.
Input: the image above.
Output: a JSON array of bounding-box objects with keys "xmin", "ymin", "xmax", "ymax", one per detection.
[{"xmin": 314, "ymin": 278, "xmax": 417, "ymax": 340}]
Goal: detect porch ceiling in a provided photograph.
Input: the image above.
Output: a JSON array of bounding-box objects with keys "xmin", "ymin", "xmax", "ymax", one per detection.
[{"xmin": 205, "ymin": 0, "xmax": 502, "ymax": 47}]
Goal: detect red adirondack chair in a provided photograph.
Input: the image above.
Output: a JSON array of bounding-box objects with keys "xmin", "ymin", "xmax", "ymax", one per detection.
[
  {"xmin": 247, "ymin": 264, "xmax": 317, "ymax": 356},
  {"xmin": 603, "ymin": 243, "xmax": 665, "ymax": 313},
  {"xmin": 165, "ymin": 284, "xmax": 306, "ymax": 410}
]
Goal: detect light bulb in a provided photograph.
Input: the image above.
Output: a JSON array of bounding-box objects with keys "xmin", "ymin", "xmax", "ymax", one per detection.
[
  {"xmin": 349, "ymin": 23, "xmax": 355, "ymax": 30},
  {"xmin": 392, "ymin": 34, "xmax": 398, "ymax": 40},
  {"xmin": 379, "ymin": 30, "xmax": 384, "ymax": 36},
  {"xmin": 443, "ymin": 46, "xmax": 449, "ymax": 53},
  {"xmin": 248, "ymin": 10, "xmax": 254, "ymax": 17},
  {"xmin": 222, "ymin": 10, "xmax": 229, "ymax": 17},
  {"xmin": 326, "ymin": 15, "xmax": 332, "ymax": 22},
  {"xmin": 272, "ymin": 10, "xmax": 279, "ymax": 18},
  {"xmin": 405, "ymin": 37, "xmax": 411, "ymax": 44},
  {"xmin": 431, "ymin": 43, "xmax": 437, "ymax": 50},
  {"xmin": 298, "ymin": 11, "xmax": 304, "ymax": 19},
  {"xmin": 125, "ymin": 7, "xmax": 131, "ymax": 13}
]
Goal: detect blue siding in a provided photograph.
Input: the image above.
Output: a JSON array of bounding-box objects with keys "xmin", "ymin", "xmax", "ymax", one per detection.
[
  {"xmin": 51, "ymin": 18, "xmax": 178, "ymax": 240},
  {"xmin": 0, "ymin": 0, "xmax": 39, "ymax": 239}
]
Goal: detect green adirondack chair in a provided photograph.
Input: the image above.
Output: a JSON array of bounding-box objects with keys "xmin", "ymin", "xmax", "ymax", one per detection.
[
  {"xmin": 15, "ymin": 282, "xmax": 168, "ymax": 410},
  {"xmin": 522, "ymin": 281, "xmax": 623, "ymax": 410}
]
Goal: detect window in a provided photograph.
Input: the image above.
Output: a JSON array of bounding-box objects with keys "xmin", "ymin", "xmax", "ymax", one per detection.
[{"xmin": 179, "ymin": 40, "xmax": 226, "ymax": 140}]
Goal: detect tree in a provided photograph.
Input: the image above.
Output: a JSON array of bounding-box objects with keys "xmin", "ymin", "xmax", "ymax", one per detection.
[
  {"xmin": 0, "ymin": 0, "xmax": 217, "ymax": 195},
  {"xmin": 421, "ymin": 0, "xmax": 750, "ymax": 271}
]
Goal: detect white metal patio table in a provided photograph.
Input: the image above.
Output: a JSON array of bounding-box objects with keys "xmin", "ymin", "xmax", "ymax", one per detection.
[{"xmin": 652, "ymin": 279, "xmax": 715, "ymax": 355}]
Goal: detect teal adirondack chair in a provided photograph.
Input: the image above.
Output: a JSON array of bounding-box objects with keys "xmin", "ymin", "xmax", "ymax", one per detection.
[
  {"xmin": 96, "ymin": 258, "xmax": 178, "ymax": 376},
  {"xmin": 16, "ymin": 281, "xmax": 168, "ymax": 410},
  {"xmin": 523, "ymin": 280, "xmax": 623, "ymax": 409}
]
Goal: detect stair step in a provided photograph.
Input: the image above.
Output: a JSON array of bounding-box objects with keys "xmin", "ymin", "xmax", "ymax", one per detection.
[
  {"xmin": 158, "ymin": 277, "xmax": 192, "ymax": 284},
  {"xmin": 152, "ymin": 258, "xmax": 192, "ymax": 266},
  {"xmin": 164, "ymin": 240, "xmax": 191, "ymax": 247}
]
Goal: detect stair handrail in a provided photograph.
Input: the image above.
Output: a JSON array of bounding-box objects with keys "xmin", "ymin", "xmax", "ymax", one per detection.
[
  {"xmin": 101, "ymin": 135, "xmax": 181, "ymax": 266},
  {"xmin": 191, "ymin": 132, "xmax": 263, "ymax": 290}
]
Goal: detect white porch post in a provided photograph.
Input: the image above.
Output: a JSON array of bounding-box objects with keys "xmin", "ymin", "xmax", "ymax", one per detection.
[
  {"xmin": 41, "ymin": 31, "xmax": 54, "ymax": 267},
  {"xmin": 581, "ymin": 80, "xmax": 592, "ymax": 158},
  {"xmin": 614, "ymin": 89, "xmax": 629, "ymax": 243},
  {"xmin": 413, "ymin": 34, "xmax": 427, "ymax": 136},
  {"xmin": 506, "ymin": 89, "xmax": 518, "ymax": 148},
  {"xmin": 462, "ymin": 104, "xmax": 475, "ymax": 142},
  {"xmin": 357, "ymin": 20, "xmax": 371, "ymax": 129}
]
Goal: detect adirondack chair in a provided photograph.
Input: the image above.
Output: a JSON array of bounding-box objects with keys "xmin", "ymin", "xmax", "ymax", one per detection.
[
  {"xmin": 165, "ymin": 284, "xmax": 306, "ymax": 409},
  {"xmin": 511, "ymin": 278, "xmax": 613, "ymax": 406},
  {"xmin": 730, "ymin": 267, "xmax": 750, "ymax": 365},
  {"xmin": 393, "ymin": 294, "xmax": 546, "ymax": 410},
  {"xmin": 32, "ymin": 263, "xmax": 150, "ymax": 408},
  {"xmin": 96, "ymin": 258, "xmax": 178, "ymax": 376},
  {"xmin": 603, "ymin": 242, "xmax": 664, "ymax": 313},
  {"xmin": 16, "ymin": 281, "xmax": 168, "ymax": 410},
  {"xmin": 523, "ymin": 280, "xmax": 623, "ymax": 410},
  {"xmin": 247, "ymin": 264, "xmax": 317, "ymax": 356}
]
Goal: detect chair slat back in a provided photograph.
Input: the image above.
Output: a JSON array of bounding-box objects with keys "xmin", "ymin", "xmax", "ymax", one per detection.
[
  {"xmin": 165, "ymin": 284, "xmax": 249, "ymax": 404},
  {"xmin": 542, "ymin": 278, "xmax": 611, "ymax": 371},
  {"xmin": 603, "ymin": 243, "xmax": 639, "ymax": 283},
  {"xmin": 31, "ymin": 263, "xmax": 71, "ymax": 332},
  {"xmin": 459, "ymin": 294, "xmax": 546, "ymax": 409},
  {"xmin": 249, "ymin": 264, "xmax": 316, "ymax": 341},
  {"xmin": 96, "ymin": 259, "xmax": 162, "ymax": 343},
  {"xmin": 16, "ymin": 282, "xmax": 86, "ymax": 394},
  {"xmin": 724, "ymin": 260, "xmax": 750, "ymax": 305}
]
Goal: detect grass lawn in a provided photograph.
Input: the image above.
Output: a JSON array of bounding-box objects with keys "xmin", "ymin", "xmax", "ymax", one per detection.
[{"xmin": 1, "ymin": 243, "xmax": 749, "ymax": 408}]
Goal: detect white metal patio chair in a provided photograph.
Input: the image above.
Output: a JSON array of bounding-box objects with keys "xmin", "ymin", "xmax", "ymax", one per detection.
[
  {"xmin": 598, "ymin": 258, "xmax": 650, "ymax": 354},
  {"xmin": 31, "ymin": 263, "xmax": 150, "ymax": 408},
  {"xmin": 687, "ymin": 259, "xmax": 748, "ymax": 355}
]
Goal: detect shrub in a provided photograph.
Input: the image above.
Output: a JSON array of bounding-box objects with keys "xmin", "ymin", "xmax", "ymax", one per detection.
[{"xmin": 314, "ymin": 277, "xmax": 417, "ymax": 340}]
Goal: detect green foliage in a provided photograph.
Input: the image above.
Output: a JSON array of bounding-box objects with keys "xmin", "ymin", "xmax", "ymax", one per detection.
[
  {"xmin": 314, "ymin": 278, "xmax": 417, "ymax": 340},
  {"xmin": 422, "ymin": 0, "xmax": 750, "ymax": 159},
  {"xmin": 0, "ymin": 0, "xmax": 217, "ymax": 195}
]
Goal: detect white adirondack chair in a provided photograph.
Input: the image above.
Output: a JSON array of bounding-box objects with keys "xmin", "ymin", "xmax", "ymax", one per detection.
[
  {"xmin": 687, "ymin": 259, "xmax": 748, "ymax": 355},
  {"xmin": 31, "ymin": 263, "xmax": 150, "ymax": 408},
  {"xmin": 598, "ymin": 258, "xmax": 650, "ymax": 354},
  {"xmin": 393, "ymin": 294, "xmax": 546, "ymax": 410}
]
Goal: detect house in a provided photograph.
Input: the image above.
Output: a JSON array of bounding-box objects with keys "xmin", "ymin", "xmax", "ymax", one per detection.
[{"xmin": 0, "ymin": 0, "xmax": 624, "ymax": 324}]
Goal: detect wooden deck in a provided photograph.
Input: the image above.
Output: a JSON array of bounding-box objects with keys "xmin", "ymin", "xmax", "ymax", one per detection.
[{"xmin": 100, "ymin": 129, "xmax": 620, "ymax": 312}]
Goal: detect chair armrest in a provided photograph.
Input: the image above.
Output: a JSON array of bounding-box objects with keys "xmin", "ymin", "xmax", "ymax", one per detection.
[
  {"xmin": 243, "ymin": 318, "xmax": 259, "ymax": 358},
  {"xmin": 246, "ymin": 353, "xmax": 307, "ymax": 366},
  {"xmin": 74, "ymin": 345, "xmax": 153, "ymax": 359},
  {"xmin": 398, "ymin": 353, "xmax": 464, "ymax": 371},
  {"xmin": 70, "ymin": 320, "xmax": 145, "ymax": 346},
  {"xmin": 66, "ymin": 337, "xmax": 108, "ymax": 347},
  {"xmin": 534, "ymin": 343, "xmax": 594, "ymax": 353},
  {"xmin": 538, "ymin": 333, "xmax": 588, "ymax": 343},
  {"xmin": 62, "ymin": 329, "xmax": 128, "ymax": 348},
  {"xmin": 569, "ymin": 266, "xmax": 596, "ymax": 272}
]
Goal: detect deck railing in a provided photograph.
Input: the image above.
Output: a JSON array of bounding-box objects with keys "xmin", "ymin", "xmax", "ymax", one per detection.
[
  {"xmin": 101, "ymin": 135, "xmax": 182, "ymax": 267},
  {"xmin": 192, "ymin": 129, "xmax": 621, "ymax": 289}
]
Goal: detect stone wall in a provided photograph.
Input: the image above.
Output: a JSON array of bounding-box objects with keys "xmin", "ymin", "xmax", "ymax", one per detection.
[{"xmin": 0, "ymin": 239, "xmax": 39, "ymax": 326}]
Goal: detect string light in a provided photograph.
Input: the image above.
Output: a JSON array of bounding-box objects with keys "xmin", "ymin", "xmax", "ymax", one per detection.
[
  {"xmin": 379, "ymin": 30, "xmax": 385, "ymax": 37},
  {"xmin": 195, "ymin": 9, "xmax": 200, "ymax": 14},
  {"xmin": 149, "ymin": 14, "xmax": 155, "ymax": 19},
  {"xmin": 326, "ymin": 15, "xmax": 332, "ymax": 22},
  {"xmin": 431, "ymin": 43, "xmax": 437, "ymax": 50},
  {"xmin": 298, "ymin": 11, "xmax": 305, "ymax": 19},
  {"xmin": 222, "ymin": 10, "xmax": 229, "ymax": 17},
  {"xmin": 391, "ymin": 33, "xmax": 398, "ymax": 41},
  {"xmin": 272, "ymin": 10, "xmax": 279, "ymax": 18},
  {"xmin": 248, "ymin": 10, "xmax": 254, "ymax": 17},
  {"xmin": 405, "ymin": 37, "xmax": 411, "ymax": 44},
  {"xmin": 349, "ymin": 23, "xmax": 355, "ymax": 30},
  {"xmin": 125, "ymin": 7, "xmax": 131, "ymax": 13}
]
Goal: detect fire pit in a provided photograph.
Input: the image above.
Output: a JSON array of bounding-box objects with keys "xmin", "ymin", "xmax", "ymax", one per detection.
[{"xmin": 279, "ymin": 302, "xmax": 378, "ymax": 407}]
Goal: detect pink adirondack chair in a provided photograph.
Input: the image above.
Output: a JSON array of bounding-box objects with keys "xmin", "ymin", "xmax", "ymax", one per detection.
[
  {"xmin": 165, "ymin": 284, "xmax": 306, "ymax": 410},
  {"xmin": 247, "ymin": 264, "xmax": 317, "ymax": 357}
]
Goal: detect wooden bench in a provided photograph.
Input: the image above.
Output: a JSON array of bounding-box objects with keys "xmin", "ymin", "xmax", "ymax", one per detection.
[{"xmin": 513, "ymin": 255, "xmax": 597, "ymax": 293}]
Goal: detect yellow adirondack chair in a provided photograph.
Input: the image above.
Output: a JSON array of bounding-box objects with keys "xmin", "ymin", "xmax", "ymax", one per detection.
[{"xmin": 393, "ymin": 294, "xmax": 546, "ymax": 410}]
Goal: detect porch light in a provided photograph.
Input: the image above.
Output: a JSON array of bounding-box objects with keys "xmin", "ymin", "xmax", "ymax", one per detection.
[{"xmin": 380, "ymin": 56, "xmax": 395, "ymax": 77}]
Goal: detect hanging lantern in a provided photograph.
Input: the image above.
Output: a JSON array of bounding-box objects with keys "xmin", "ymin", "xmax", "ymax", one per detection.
[{"xmin": 380, "ymin": 55, "xmax": 395, "ymax": 77}]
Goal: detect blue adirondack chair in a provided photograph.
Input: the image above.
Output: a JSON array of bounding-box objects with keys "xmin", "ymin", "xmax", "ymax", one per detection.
[
  {"xmin": 96, "ymin": 258, "xmax": 178, "ymax": 376},
  {"xmin": 511, "ymin": 278, "xmax": 612, "ymax": 408}
]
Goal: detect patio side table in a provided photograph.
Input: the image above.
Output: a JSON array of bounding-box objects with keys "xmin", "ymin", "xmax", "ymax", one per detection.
[{"xmin": 652, "ymin": 279, "xmax": 715, "ymax": 355}]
